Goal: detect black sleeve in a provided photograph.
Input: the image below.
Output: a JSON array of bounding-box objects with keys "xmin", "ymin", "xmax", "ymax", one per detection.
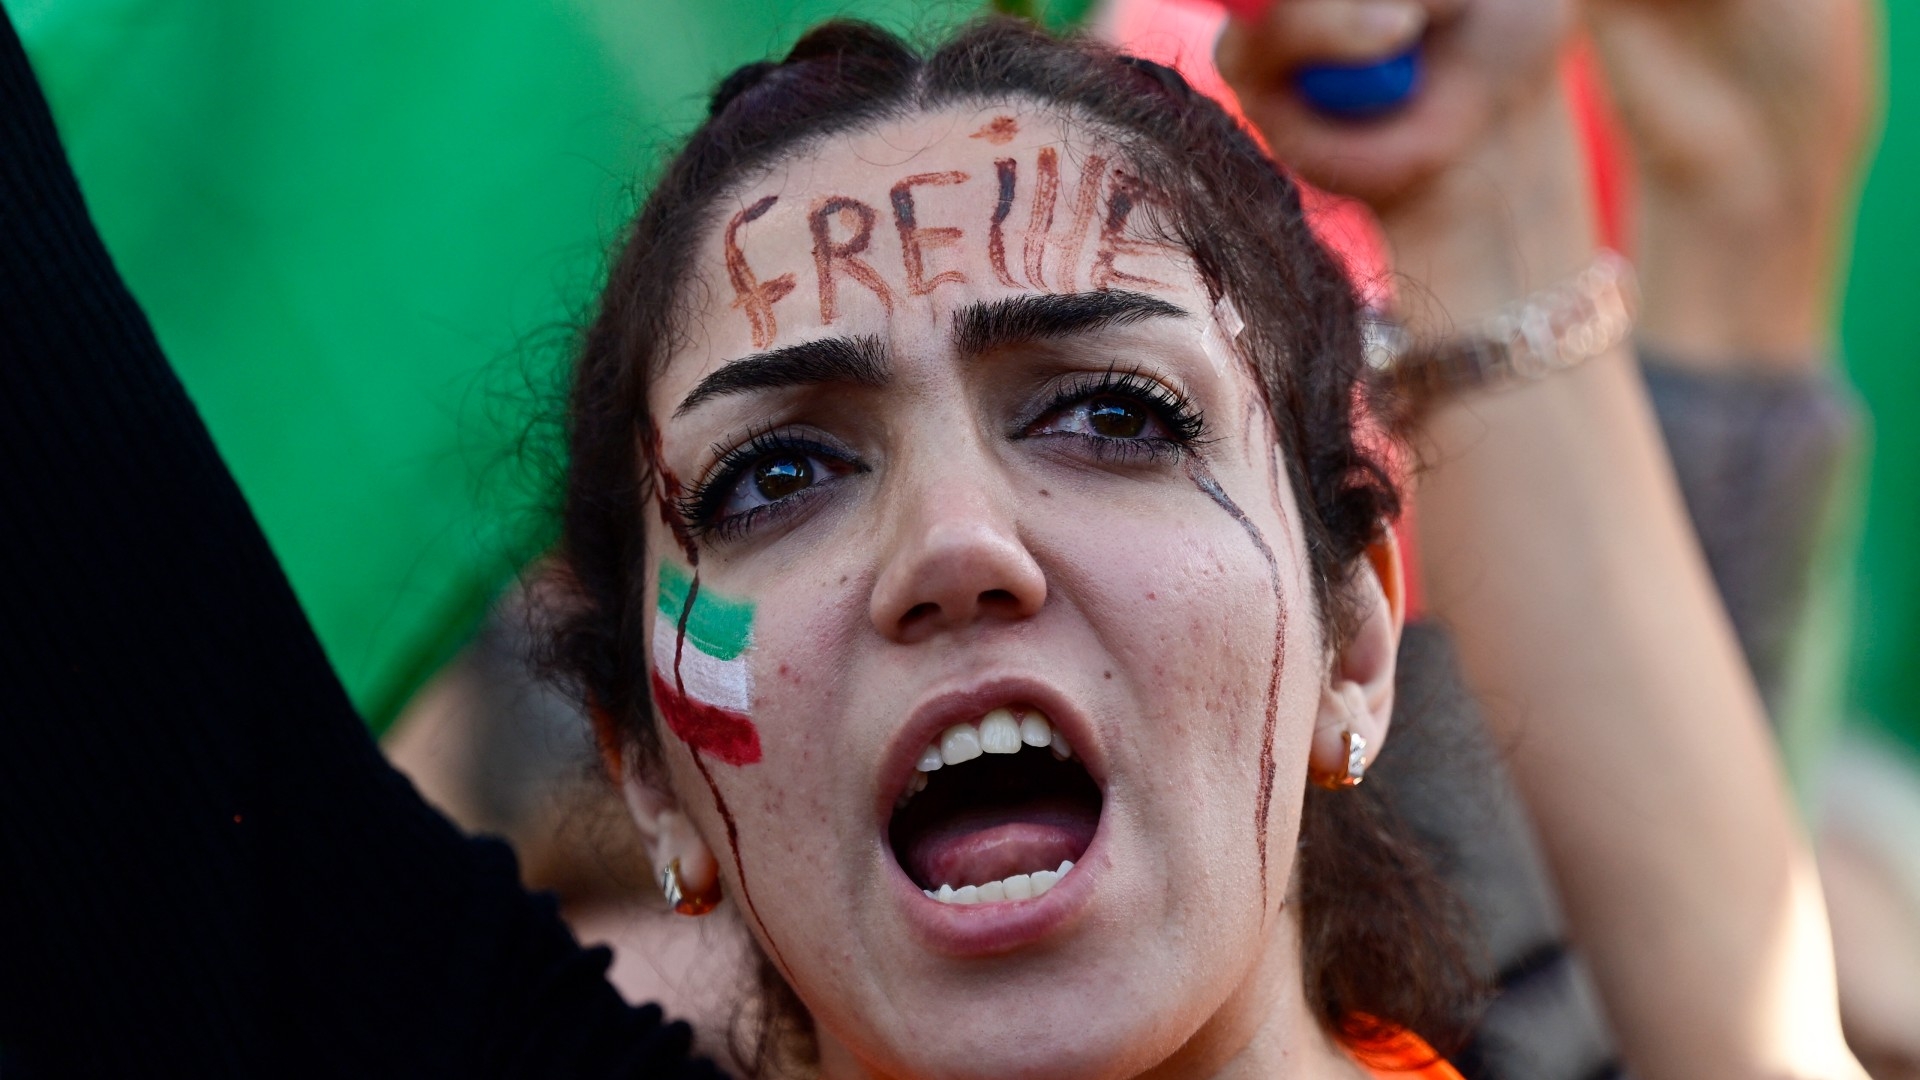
[{"xmin": 0, "ymin": 14, "xmax": 724, "ymax": 1078}]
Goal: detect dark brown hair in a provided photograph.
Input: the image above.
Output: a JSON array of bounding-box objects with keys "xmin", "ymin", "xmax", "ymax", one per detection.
[{"xmin": 554, "ymin": 15, "xmax": 1480, "ymax": 1069}]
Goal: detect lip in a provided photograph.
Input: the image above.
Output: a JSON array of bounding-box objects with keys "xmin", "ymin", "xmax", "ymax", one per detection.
[{"xmin": 876, "ymin": 674, "xmax": 1112, "ymax": 957}]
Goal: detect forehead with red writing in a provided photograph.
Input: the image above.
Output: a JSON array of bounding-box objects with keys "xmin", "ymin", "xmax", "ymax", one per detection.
[{"xmin": 654, "ymin": 104, "xmax": 1201, "ymax": 413}]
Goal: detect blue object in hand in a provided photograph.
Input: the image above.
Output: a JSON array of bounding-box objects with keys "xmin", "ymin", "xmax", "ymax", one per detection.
[{"xmin": 1293, "ymin": 47, "xmax": 1422, "ymax": 119}]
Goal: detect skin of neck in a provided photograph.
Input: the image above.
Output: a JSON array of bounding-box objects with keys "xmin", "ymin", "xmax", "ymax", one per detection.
[{"xmin": 812, "ymin": 900, "xmax": 1370, "ymax": 1080}]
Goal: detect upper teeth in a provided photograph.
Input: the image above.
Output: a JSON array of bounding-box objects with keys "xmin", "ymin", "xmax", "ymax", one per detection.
[{"xmin": 898, "ymin": 706, "xmax": 1073, "ymax": 808}]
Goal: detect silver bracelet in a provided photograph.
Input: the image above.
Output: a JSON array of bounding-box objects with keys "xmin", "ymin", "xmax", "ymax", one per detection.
[{"xmin": 1370, "ymin": 249, "xmax": 1639, "ymax": 425}]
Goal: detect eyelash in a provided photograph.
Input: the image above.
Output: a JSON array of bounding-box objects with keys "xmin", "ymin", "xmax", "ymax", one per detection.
[
  {"xmin": 677, "ymin": 369, "xmax": 1207, "ymax": 542},
  {"xmin": 1022, "ymin": 367, "xmax": 1207, "ymax": 449},
  {"xmin": 676, "ymin": 428, "xmax": 856, "ymax": 543}
]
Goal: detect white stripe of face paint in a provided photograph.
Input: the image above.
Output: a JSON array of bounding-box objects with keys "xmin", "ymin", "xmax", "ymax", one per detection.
[{"xmin": 652, "ymin": 614, "xmax": 754, "ymax": 714}]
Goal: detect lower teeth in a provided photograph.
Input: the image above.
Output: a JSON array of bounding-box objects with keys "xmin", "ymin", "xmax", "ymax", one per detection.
[{"xmin": 923, "ymin": 860, "xmax": 1075, "ymax": 905}]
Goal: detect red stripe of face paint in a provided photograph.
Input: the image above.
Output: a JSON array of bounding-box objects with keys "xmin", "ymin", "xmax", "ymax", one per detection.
[{"xmin": 651, "ymin": 669, "xmax": 763, "ymax": 767}]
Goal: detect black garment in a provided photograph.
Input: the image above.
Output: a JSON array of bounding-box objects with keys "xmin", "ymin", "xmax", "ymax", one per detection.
[{"xmin": 0, "ymin": 14, "xmax": 721, "ymax": 1078}]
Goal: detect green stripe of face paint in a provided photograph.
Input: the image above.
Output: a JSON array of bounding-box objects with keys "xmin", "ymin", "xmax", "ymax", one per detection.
[{"xmin": 656, "ymin": 562, "xmax": 754, "ymax": 661}]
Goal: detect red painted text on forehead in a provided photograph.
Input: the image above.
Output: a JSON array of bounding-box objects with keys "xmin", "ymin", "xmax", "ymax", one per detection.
[{"xmin": 720, "ymin": 118, "xmax": 1176, "ymax": 348}]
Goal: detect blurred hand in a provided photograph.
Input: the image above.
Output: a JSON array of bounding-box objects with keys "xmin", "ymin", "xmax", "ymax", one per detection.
[
  {"xmin": 1587, "ymin": 0, "xmax": 1880, "ymax": 358},
  {"xmin": 1217, "ymin": 0, "xmax": 1575, "ymax": 211}
]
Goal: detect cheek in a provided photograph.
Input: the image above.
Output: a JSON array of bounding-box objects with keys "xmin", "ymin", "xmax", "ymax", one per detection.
[
  {"xmin": 651, "ymin": 563, "xmax": 866, "ymax": 899},
  {"xmin": 721, "ymin": 581, "xmax": 867, "ymax": 811},
  {"xmin": 1042, "ymin": 499, "xmax": 1285, "ymax": 753}
]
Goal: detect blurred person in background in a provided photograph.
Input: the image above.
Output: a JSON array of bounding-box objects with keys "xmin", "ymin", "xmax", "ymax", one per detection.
[
  {"xmin": 1583, "ymin": 3, "xmax": 1918, "ymax": 1072},
  {"xmin": 1218, "ymin": 0, "xmax": 1915, "ymax": 1075}
]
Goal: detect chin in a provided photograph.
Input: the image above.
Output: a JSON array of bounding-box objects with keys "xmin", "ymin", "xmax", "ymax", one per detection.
[{"xmin": 834, "ymin": 988, "xmax": 1191, "ymax": 1080}]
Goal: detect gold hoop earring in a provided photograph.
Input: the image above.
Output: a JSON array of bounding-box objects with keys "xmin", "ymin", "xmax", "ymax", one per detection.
[
  {"xmin": 659, "ymin": 858, "xmax": 720, "ymax": 917},
  {"xmin": 1311, "ymin": 730, "xmax": 1369, "ymax": 790}
]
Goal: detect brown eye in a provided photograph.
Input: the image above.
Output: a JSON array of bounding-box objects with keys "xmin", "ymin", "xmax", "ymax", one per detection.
[
  {"xmin": 753, "ymin": 455, "xmax": 813, "ymax": 501},
  {"xmin": 1023, "ymin": 371, "xmax": 1199, "ymax": 456},
  {"xmin": 1087, "ymin": 396, "xmax": 1147, "ymax": 438},
  {"xmin": 698, "ymin": 435, "xmax": 860, "ymax": 541}
]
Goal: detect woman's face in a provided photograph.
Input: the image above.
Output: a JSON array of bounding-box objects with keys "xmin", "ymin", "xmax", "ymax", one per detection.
[{"xmin": 638, "ymin": 105, "xmax": 1395, "ymax": 1078}]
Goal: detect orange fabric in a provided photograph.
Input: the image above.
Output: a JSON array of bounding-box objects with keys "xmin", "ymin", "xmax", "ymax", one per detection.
[{"xmin": 1343, "ymin": 1027, "xmax": 1466, "ymax": 1079}]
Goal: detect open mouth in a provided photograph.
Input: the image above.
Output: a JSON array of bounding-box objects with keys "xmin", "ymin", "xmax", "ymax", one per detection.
[{"xmin": 888, "ymin": 706, "xmax": 1103, "ymax": 905}]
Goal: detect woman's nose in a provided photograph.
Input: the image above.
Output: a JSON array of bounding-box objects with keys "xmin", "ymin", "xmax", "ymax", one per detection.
[{"xmin": 869, "ymin": 471, "xmax": 1047, "ymax": 644}]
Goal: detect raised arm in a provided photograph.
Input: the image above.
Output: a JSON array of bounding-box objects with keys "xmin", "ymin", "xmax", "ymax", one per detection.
[
  {"xmin": 1384, "ymin": 100, "xmax": 1860, "ymax": 1080},
  {"xmin": 1221, "ymin": 4, "xmax": 1864, "ymax": 1076},
  {"xmin": 0, "ymin": 13, "xmax": 719, "ymax": 1077}
]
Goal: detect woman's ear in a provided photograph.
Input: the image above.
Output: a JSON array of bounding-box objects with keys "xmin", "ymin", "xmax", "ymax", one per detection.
[
  {"xmin": 1309, "ymin": 527, "xmax": 1404, "ymax": 785},
  {"xmin": 620, "ymin": 769, "xmax": 720, "ymax": 908}
]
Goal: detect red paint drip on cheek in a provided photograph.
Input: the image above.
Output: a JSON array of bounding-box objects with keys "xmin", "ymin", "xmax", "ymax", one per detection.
[
  {"xmin": 688, "ymin": 753, "xmax": 794, "ymax": 981},
  {"xmin": 642, "ymin": 434, "xmax": 793, "ymax": 977},
  {"xmin": 1186, "ymin": 460, "xmax": 1287, "ymax": 916},
  {"xmin": 646, "ymin": 436, "xmax": 763, "ymax": 759}
]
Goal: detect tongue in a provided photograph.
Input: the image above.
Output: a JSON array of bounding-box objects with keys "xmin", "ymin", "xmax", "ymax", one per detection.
[{"xmin": 905, "ymin": 797, "xmax": 1097, "ymax": 890}]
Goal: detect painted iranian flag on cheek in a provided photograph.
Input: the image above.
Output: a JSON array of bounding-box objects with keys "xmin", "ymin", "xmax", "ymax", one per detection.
[{"xmin": 651, "ymin": 562, "xmax": 762, "ymax": 766}]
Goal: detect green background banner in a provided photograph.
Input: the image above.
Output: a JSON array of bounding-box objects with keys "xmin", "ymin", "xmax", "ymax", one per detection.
[
  {"xmin": 7, "ymin": 0, "xmax": 980, "ymax": 727},
  {"xmin": 1837, "ymin": 3, "xmax": 1920, "ymax": 758}
]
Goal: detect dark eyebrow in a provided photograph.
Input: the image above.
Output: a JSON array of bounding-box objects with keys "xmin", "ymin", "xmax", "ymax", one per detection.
[
  {"xmin": 674, "ymin": 334, "xmax": 889, "ymax": 417},
  {"xmin": 952, "ymin": 290, "xmax": 1190, "ymax": 356}
]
